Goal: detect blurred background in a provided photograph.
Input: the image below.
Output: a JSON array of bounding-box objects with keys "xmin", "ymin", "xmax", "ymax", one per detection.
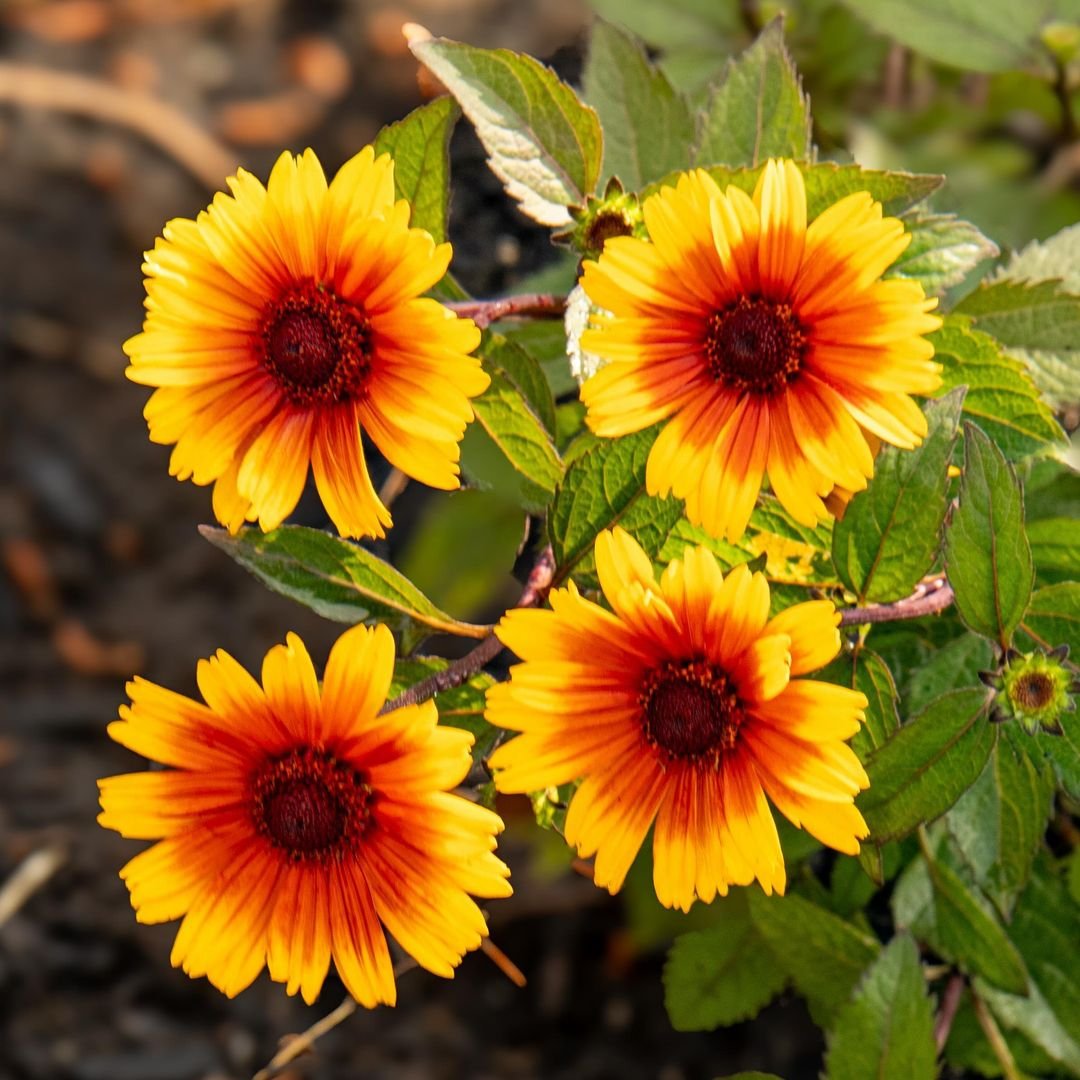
[{"xmin": 1, "ymin": 1, "xmax": 1078, "ymax": 1077}]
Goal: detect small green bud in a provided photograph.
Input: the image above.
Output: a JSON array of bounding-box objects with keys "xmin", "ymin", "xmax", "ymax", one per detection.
[
  {"xmin": 556, "ymin": 177, "xmax": 646, "ymax": 260},
  {"xmin": 989, "ymin": 645, "xmax": 1075, "ymax": 736}
]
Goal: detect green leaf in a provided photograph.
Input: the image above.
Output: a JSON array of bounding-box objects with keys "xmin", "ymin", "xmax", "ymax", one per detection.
[
  {"xmin": 977, "ymin": 980, "xmax": 1080, "ymax": 1078},
  {"xmin": 890, "ymin": 211, "xmax": 998, "ymax": 295},
  {"xmin": 200, "ymin": 525, "xmax": 489, "ymax": 653},
  {"xmin": 389, "ymin": 657, "xmax": 498, "ymax": 760},
  {"xmin": 499, "ymin": 318, "xmax": 576, "ymax": 400},
  {"xmin": 462, "ymin": 365, "xmax": 564, "ymax": 513},
  {"xmin": 930, "ymin": 318, "xmax": 1065, "ymax": 462},
  {"xmin": 482, "ymin": 332, "xmax": 557, "ymax": 435},
  {"xmin": 957, "ymin": 278, "xmax": 1080, "ymax": 408},
  {"xmin": 819, "ymin": 648, "xmax": 901, "ymax": 759},
  {"xmin": 643, "ymin": 162, "xmax": 943, "ymax": 218},
  {"xmin": 892, "ymin": 839, "xmax": 1028, "ymax": 994},
  {"xmin": 1019, "ymin": 581, "xmax": 1080, "ymax": 655},
  {"xmin": 373, "ymin": 96, "xmax": 459, "ymax": 244},
  {"xmin": 663, "ymin": 892, "xmax": 787, "ymax": 1031},
  {"xmin": 583, "ymin": 20, "xmax": 695, "ymax": 191},
  {"xmin": 995, "ymin": 219, "xmax": 1080, "ymax": 289},
  {"xmin": 832, "ymin": 388, "xmax": 965, "ymax": 603},
  {"xmin": 694, "ymin": 18, "xmax": 812, "ymax": 169},
  {"xmin": 838, "ymin": 0, "xmax": 1050, "ymax": 73},
  {"xmin": 550, "ymin": 425, "xmax": 675, "ymax": 583},
  {"xmin": 904, "ymin": 632, "xmax": 994, "ymax": 716},
  {"xmin": 1027, "ymin": 517, "xmax": 1080, "ymax": 585},
  {"xmin": 747, "ymin": 889, "xmax": 880, "ymax": 1026},
  {"xmin": 858, "ymin": 688, "xmax": 996, "ymax": 843},
  {"xmin": 408, "ymin": 37, "xmax": 602, "ymax": 226},
  {"xmin": 944, "ymin": 729, "xmax": 1056, "ymax": 918},
  {"xmin": 944, "ymin": 423, "xmax": 1034, "ymax": 647},
  {"xmin": 824, "ymin": 934, "xmax": 936, "ymax": 1080}
]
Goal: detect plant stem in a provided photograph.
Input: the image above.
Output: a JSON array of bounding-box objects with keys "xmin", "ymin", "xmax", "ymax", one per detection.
[
  {"xmin": 380, "ymin": 545, "xmax": 555, "ymax": 713},
  {"xmin": 971, "ymin": 988, "xmax": 1023, "ymax": 1080},
  {"xmin": 446, "ymin": 294, "xmax": 566, "ymax": 330},
  {"xmin": 934, "ymin": 972, "xmax": 966, "ymax": 1052},
  {"xmin": 840, "ymin": 577, "xmax": 955, "ymax": 627}
]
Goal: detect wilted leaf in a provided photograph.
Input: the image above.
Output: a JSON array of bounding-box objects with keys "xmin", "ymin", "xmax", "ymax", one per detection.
[
  {"xmin": 409, "ymin": 37, "xmax": 602, "ymax": 226},
  {"xmin": 201, "ymin": 525, "xmax": 489, "ymax": 653}
]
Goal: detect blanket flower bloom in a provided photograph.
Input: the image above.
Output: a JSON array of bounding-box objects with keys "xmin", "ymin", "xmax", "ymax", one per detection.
[
  {"xmin": 99, "ymin": 624, "xmax": 511, "ymax": 1005},
  {"xmin": 125, "ymin": 146, "xmax": 486, "ymax": 539},
  {"xmin": 486, "ymin": 528, "xmax": 869, "ymax": 911},
  {"xmin": 579, "ymin": 159, "xmax": 942, "ymax": 541}
]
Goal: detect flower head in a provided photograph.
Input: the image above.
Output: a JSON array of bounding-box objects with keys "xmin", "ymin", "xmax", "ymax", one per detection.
[
  {"xmin": 125, "ymin": 147, "xmax": 487, "ymax": 539},
  {"xmin": 579, "ymin": 160, "xmax": 942, "ymax": 541},
  {"xmin": 485, "ymin": 527, "xmax": 870, "ymax": 911},
  {"xmin": 983, "ymin": 645, "xmax": 1077, "ymax": 735},
  {"xmin": 99, "ymin": 624, "xmax": 511, "ymax": 1005}
]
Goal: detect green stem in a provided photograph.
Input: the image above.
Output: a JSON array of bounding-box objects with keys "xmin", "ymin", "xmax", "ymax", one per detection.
[{"xmin": 971, "ymin": 989, "xmax": 1023, "ymax": 1080}]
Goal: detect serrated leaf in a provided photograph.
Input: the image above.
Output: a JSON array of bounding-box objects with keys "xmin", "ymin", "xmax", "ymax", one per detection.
[
  {"xmin": 944, "ymin": 729, "xmax": 1056, "ymax": 918},
  {"xmin": 824, "ymin": 934, "xmax": 936, "ymax": 1080},
  {"xmin": 201, "ymin": 525, "xmax": 488, "ymax": 653},
  {"xmin": 409, "ymin": 37, "xmax": 602, "ymax": 226},
  {"xmin": 663, "ymin": 892, "xmax": 787, "ymax": 1032},
  {"xmin": 820, "ymin": 648, "xmax": 901, "ymax": 759},
  {"xmin": 858, "ymin": 688, "xmax": 996, "ymax": 843},
  {"xmin": 890, "ymin": 211, "xmax": 998, "ymax": 294},
  {"xmin": 892, "ymin": 840, "xmax": 1028, "ymax": 994},
  {"xmin": 462, "ymin": 366, "xmax": 563, "ymax": 513},
  {"xmin": 549, "ymin": 425, "xmax": 672, "ymax": 583},
  {"xmin": 978, "ymin": 980, "xmax": 1080, "ymax": 1078},
  {"xmin": 583, "ymin": 20, "xmax": 695, "ymax": 191},
  {"xmin": 482, "ymin": 331, "xmax": 557, "ymax": 435},
  {"xmin": 747, "ymin": 889, "xmax": 880, "ymax": 1026},
  {"xmin": 389, "ymin": 657, "xmax": 498, "ymax": 759},
  {"xmin": 644, "ymin": 162, "xmax": 943, "ymax": 218},
  {"xmin": 694, "ymin": 18, "xmax": 811, "ymax": 169},
  {"xmin": 373, "ymin": 95, "xmax": 459, "ymax": 244},
  {"xmin": 944, "ymin": 423, "xmax": 1034, "ymax": 647},
  {"xmin": 832, "ymin": 388, "xmax": 965, "ymax": 604},
  {"xmin": 838, "ymin": 0, "xmax": 1049, "ymax": 73},
  {"xmin": 930, "ymin": 317, "xmax": 1065, "ymax": 462},
  {"xmin": 904, "ymin": 632, "xmax": 994, "ymax": 716},
  {"xmin": 957, "ymin": 277, "xmax": 1080, "ymax": 408},
  {"xmin": 945, "ymin": 993, "xmax": 1063, "ymax": 1077}
]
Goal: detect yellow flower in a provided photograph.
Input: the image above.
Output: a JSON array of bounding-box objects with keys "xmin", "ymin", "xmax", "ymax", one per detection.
[
  {"xmin": 486, "ymin": 527, "xmax": 869, "ymax": 911},
  {"xmin": 580, "ymin": 160, "xmax": 942, "ymax": 542},
  {"xmin": 125, "ymin": 147, "xmax": 487, "ymax": 540},
  {"xmin": 99, "ymin": 624, "xmax": 511, "ymax": 1004}
]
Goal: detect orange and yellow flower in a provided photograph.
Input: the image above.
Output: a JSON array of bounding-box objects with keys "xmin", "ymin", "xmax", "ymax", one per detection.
[
  {"xmin": 125, "ymin": 147, "xmax": 487, "ymax": 540},
  {"xmin": 486, "ymin": 527, "xmax": 869, "ymax": 911},
  {"xmin": 99, "ymin": 624, "xmax": 511, "ymax": 1005},
  {"xmin": 580, "ymin": 160, "xmax": 942, "ymax": 542}
]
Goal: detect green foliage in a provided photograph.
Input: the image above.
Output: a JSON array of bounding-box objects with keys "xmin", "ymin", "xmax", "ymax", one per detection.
[
  {"xmin": 944, "ymin": 424, "xmax": 1034, "ymax": 647},
  {"xmin": 819, "ymin": 647, "xmax": 902, "ymax": 759},
  {"xmin": 373, "ymin": 96, "xmax": 459, "ymax": 244},
  {"xmin": 832, "ymin": 388, "xmax": 964, "ymax": 604},
  {"xmin": 694, "ymin": 18, "xmax": 812, "ymax": 168},
  {"xmin": 663, "ymin": 892, "xmax": 786, "ymax": 1031},
  {"xmin": 892, "ymin": 835, "xmax": 1028, "ymax": 993},
  {"xmin": 746, "ymin": 889, "xmax": 880, "ymax": 1026},
  {"xmin": 859, "ymin": 688, "xmax": 996, "ymax": 843},
  {"xmin": 837, "ymin": 0, "xmax": 1055, "ymax": 73},
  {"xmin": 200, "ymin": 525, "xmax": 488, "ymax": 653},
  {"xmin": 389, "ymin": 657, "xmax": 498, "ymax": 760},
  {"xmin": 583, "ymin": 20, "xmax": 696, "ymax": 190},
  {"xmin": 930, "ymin": 318, "xmax": 1065, "ymax": 461},
  {"xmin": 408, "ymin": 36, "xmax": 603, "ymax": 226},
  {"xmin": 891, "ymin": 211, "xmax": 998, "ymax": 294},
  {"xmin": 824, "ymin": 934, "xmax": 937, "ymax": 1080}
]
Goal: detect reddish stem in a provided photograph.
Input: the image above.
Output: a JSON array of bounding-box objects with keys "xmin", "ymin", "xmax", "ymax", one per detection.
[
  {"xmin": 934, "ymin": 973, "xmax": 966, "ymax": 1052},
  {"xmin": 447, "ymin": 294, "xmax": 566, "ymax": 330},
  {"xmin": 840, "ymin": 578, "xmax": 955, "ymax": 627},
  {"xmin": 381, "ymin": 546, "xmax": 554, "ymax": 713}
]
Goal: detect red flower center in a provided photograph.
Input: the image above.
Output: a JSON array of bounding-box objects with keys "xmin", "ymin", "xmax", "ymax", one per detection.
[
  {"xmin": 260, "ymin": 281, "xmax": 372, "ymax": 407},
  {"xmin": 252, "ymin": 746, "xmax": 375, "ymax": 861},
  {"xmin": 640, "ymin": 659, "xmax": 743, "ymax": 760},
  {"xmin": 704, "ymin": 295, "xmax": 808, "ymax": 395}
]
